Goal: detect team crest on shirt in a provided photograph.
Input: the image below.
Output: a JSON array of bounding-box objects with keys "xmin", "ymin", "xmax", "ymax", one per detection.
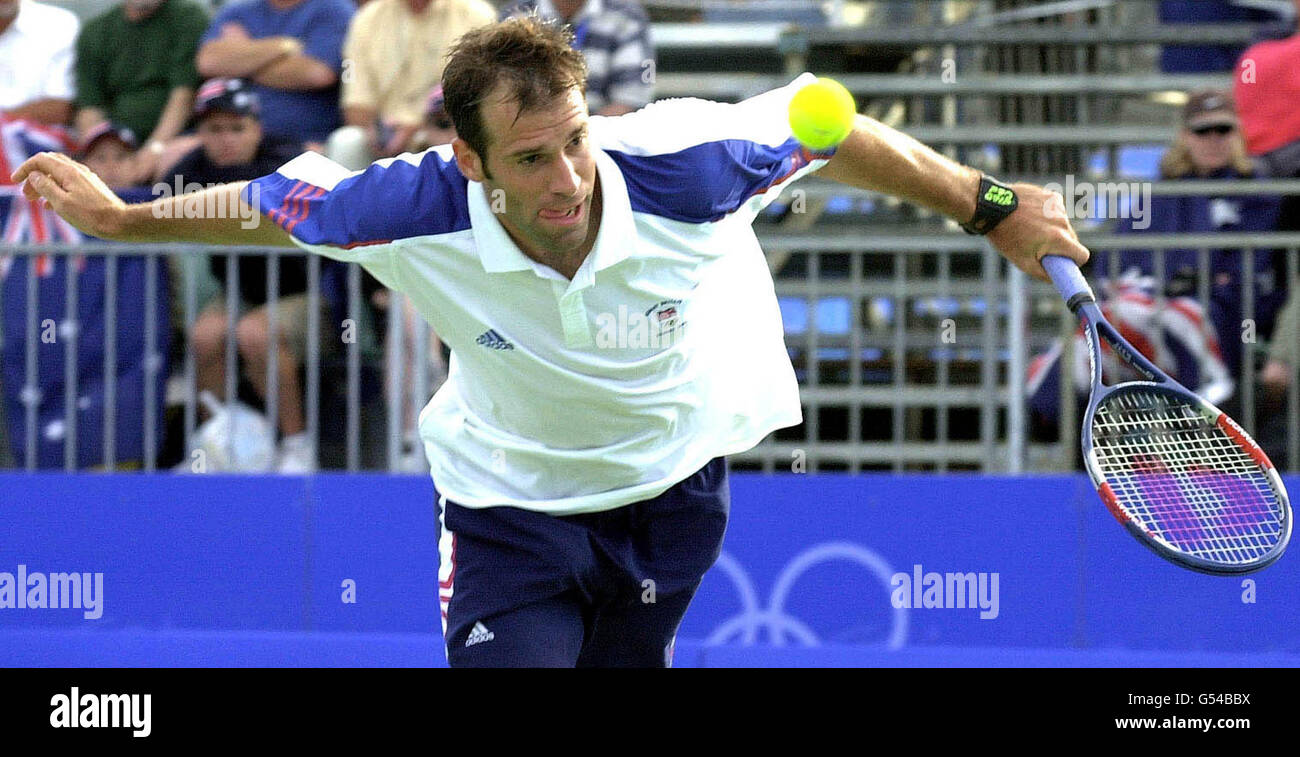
[{"xmin": 594, "ymin": 299, "xmax": 687, "ymax": 349}]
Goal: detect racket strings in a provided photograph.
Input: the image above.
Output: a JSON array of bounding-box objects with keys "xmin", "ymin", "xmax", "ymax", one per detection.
[{"xmin": 1092, "ymin": 389, "xmax": 1285, "ymax": 565}]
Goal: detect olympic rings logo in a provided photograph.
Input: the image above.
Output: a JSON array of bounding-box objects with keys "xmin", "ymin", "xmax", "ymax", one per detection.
[{"xmin": 702, "ymin": 542, "xmax": 908, "ymax": 649}]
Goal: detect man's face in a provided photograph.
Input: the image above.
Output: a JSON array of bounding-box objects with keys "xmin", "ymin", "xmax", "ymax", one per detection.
[
  {"xmin": 83, "ymin": 139, "xmax": 136, "ymax": 188},
  {"xmin": 455, "ymin": 85, "xmax": 598, "ymax": 261},
  {"xmin": 197, "ymin": 112, "xmax": 261, "ymax": 167}
]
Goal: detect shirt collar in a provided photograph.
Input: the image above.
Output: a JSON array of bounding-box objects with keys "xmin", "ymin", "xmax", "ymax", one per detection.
[{"xmin": 468, "ymin": 147, "xmax": 636, "ymax": 288}]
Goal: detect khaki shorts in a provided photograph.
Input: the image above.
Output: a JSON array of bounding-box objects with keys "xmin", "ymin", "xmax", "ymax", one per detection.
[{"xmin": 199, "ymin": 293, "xmax": 321, "ymax": 361}]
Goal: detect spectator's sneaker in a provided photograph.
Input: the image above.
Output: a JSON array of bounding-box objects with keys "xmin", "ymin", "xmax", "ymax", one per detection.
[{"xmin": 277, "ymin": 433, "xmax": 317, "ymax": 474}]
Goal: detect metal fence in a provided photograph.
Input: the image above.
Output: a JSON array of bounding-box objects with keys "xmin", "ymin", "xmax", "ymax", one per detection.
[
  {"xmin": 7, "ymin": 0, "xmax": 1297, "ymax": 474},
  {"xmin": 0, "ymin": 245, "xmax": 440, "ymax": 474},
  {"xmin": 748, "ymin": 230, "xmax": 1300, "ymax": 474},
  {"xmin": 4, "ymin": 228, "xmax": 1300, "ymax": 474}
]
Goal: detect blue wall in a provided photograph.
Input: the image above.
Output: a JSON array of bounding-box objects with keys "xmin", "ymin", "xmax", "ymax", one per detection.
[{"xmin": 0, "ymin": 472, "xmax": 1294, "ymax": 666}]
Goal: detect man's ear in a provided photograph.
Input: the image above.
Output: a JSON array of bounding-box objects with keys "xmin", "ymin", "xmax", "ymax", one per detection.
[{"xmin": 452, "ymin": 138, "xmax": 485, "ymax": 183}]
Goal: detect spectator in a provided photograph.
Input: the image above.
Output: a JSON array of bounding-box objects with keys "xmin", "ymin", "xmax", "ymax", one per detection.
[
  {"xmin": 1092, "ymin": 90, "xmax": 1285, "ymax": 381},
  {"xmin": 370, "ymin": 84, "xmax": 453, "ymax": 469},
  {"xmin": 328, "ymin": 0, "xmax": 495, "ymax": 170},
  {"xmin": 1256, "ymin": 261, "xmax": 1299, "ymax": 463},
  {"xmin": 1, "ymin": 118, "xmax": 169, "ymax": 470},
  {"xmin": 404, "ymin": 84, "xmax": 455, "ymax": 154},
  {"xmin": 169, "ymin": 79, "xmax": 317, "ymax": 472},
  {"xmin": 1261, "ymin": 294, "xmax": 1300, "ymax": 395},
  {"xmin": 0, "ymin": 0, "xmax": 78, "ymax": 126},
  {"xmin": 1028, "ymin": 273, "xmax": 1234, "ymax": 451},
  {"xmin": 1234, "ymin": 0, "xmax": 1300, "ymax": 232},
  {"xmin": 74, "ymin": 0, "xmax": 210, "ymax": 185},
  {"xmin": 196, "ymin": 0, "xmax": 354, "ymax": 148},
  {"xmin": 1159, "ymin": 0, "xmax": 1288, "ymax": 73},
  {"xmin": 1235, "ymin": 1, "xmax": 1300, "ymax": 158},
  {"xmin": 501, "ymin": 0, "xmax": 653, "ymax": 116},
  {"xmin": 79, "ymin": 122, "xmax": 143, "ymax": 189}
]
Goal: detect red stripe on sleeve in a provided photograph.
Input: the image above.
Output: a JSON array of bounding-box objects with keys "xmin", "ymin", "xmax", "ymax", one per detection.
[
  {"xmin": 284, "ymin": 186, "xmax": 325, "ymax": 236},
  {"xmin": 269, "ymin": 180, "xmax": 305, "ymax": 229}
]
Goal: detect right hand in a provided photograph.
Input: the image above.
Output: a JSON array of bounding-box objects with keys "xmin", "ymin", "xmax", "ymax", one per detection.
[
  {"xmin": 11, "ymin": 151, "xmax": 129, "ymax": 239},
  {"xmin": 986, "ymin": 181, "xmax": 1091, "ymax": 282},
  {"xmin": 1260, "ymin": 359, "xmax": 1293, "ymax": 393}
]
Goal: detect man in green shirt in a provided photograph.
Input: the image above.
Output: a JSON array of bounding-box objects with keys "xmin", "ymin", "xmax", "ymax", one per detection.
[{"xmin": 74, "ymin": 0, "xmax": 209, "ymax": 183}]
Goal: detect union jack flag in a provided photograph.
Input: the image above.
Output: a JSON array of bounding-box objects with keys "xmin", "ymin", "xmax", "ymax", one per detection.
[{"xmin": 0, "ymin": 115, "xmax": 82, "ymax": 278}]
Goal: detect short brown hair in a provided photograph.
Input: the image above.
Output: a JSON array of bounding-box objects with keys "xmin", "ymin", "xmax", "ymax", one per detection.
[{"xmin": 442, "ymin": 16, "xmax": 588, "ymax": 168}]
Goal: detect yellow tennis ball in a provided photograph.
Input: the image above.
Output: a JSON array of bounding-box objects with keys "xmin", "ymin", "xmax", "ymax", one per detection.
[{"xmin": 788, "ymin": 77, "xmax": 856, "ymax": 151}]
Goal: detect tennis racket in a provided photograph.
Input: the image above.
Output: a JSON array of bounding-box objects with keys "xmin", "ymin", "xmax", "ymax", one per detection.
[{"xmin": 1042, "ymin": 255, "xmax": 1292, "ymax": 575}]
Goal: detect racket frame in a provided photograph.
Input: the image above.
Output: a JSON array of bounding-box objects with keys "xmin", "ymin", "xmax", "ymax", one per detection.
[{"xmin": 1042, "ymin": 255, "xmax": 1292, "ymax": 575}]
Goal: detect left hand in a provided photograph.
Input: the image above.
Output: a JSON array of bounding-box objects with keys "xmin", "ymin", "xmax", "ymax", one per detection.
[
  {"xmin": 12, "ymin": 152, "xmax": 130, "ymax": 239},
  {"xmin": 986, "ymin": 182, "xmax": 1089, "ymax": 282},
  {"xmin": 383, "ymin": 124, "xmax": 419, "ymax": 157}
]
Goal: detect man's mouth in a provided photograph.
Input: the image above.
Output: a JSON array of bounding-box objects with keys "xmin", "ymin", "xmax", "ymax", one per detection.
[{"xmin": 539, "ymin": 201, "xmax": 583, "ymax": 226}]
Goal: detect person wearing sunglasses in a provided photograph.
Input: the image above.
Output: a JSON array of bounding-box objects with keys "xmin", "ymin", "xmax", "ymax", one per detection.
[
  {"xmin": 1091, "ymin": 89, "xmax": 1285, "ymax": 414},
  {"xmin": 1161, "ymin": 90, "xmax": 1256, "ymax": 179}
]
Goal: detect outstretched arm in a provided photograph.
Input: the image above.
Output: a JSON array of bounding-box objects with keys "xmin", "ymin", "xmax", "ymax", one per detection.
[
  {"xmin": 817, "ymin": 114, "xmax": 1088, "ymax": 281},
  {"xmin": 11, "ymin": 152, "xmax": 295, "ymax": 247}
]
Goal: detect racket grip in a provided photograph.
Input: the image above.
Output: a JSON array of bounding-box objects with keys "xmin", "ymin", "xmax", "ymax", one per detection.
[{"xmin": 1041, "ymin": 255, "xmax": 1096, "ymax": 311}]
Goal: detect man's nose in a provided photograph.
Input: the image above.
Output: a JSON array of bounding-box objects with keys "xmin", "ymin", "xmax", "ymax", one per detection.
[{"xmin": 549, "ymin": 154, "xmax": 581, "ymax": 197}]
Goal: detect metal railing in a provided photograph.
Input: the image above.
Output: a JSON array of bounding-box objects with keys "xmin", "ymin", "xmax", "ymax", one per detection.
[
  {"xmin": 0, "ymin": 245, "xmax": 442, "ymax": 473},
  {"xmin": 3, "ymin": 229, "xmax": 1299, "ymax": 474},
  {"xmin": 740, "ymin": 231, "xmax": 1300, "ymax": 473},
  {"xmin": 653, "ymin": 72, "xmax": 1233, "ymax": 100}
]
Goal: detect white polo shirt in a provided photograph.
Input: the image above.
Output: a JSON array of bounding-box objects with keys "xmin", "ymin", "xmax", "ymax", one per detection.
[
  {"xmin": 0, "ymin": 1, "xmax": 78, "ymax": 110},
  {"xmin": 246, "ymin": 73, "xmax": 834, "ymax": 514}
]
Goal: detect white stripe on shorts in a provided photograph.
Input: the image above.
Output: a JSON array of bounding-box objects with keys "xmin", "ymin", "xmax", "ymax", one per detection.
[{"xmin": 436, "ymin": 495, "xmax": 456, "ymax": 640}]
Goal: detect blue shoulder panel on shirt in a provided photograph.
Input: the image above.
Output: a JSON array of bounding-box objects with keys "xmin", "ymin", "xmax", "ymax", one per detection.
[
  {"xmin": 605, "ymin": 137, "xmax": 819, "ymax": 223},
  {"xmin": 246, "ymin": 150, "xmax": 471, "ymax": 247}
]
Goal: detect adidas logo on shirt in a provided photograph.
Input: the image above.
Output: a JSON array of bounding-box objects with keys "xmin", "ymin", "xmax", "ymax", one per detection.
[
  {"xmin": 465, "ymin": 621, "xmax": 495, "ymax": 647},
  {"xmin": 475, "ymin": 329, "xmax": 514, "ymax": 351}
]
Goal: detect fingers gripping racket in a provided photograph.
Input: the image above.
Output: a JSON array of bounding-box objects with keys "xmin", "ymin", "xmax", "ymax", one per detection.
[{"xmin": 1042, "ymin": 255, "xmax": 1292, "ymax": 575}]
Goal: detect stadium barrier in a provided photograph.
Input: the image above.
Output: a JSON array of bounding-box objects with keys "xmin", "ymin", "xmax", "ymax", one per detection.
[
  {"xmin": 5, "ymin": 227, "xmax": 1300, "ymax": 473},
  {"xmin": 0, "ymin": 472, "xmax": 1294, "ymax": 667},
  {"xmin": 653, "ymin": 73, "xmax": 1233, "ymax": 100}
]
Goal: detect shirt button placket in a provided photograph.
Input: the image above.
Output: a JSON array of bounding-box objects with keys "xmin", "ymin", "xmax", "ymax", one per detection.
[{"xmin": 553, "ymin": 280, "xmax": 594, "ymax": 348}]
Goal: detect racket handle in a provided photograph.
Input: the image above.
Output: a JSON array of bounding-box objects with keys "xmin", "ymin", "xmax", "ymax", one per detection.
[{"xmin": 1041, "ymin": 254, "xmax": 1096, "ymax": 312}]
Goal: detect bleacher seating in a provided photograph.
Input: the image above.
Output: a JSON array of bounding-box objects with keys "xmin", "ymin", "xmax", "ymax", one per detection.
[{"xmin": 637, "ymin": 0, "xmax": 1300, "ymax": 473}]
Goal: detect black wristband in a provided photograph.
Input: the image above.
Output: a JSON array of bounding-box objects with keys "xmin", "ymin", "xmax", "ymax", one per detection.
[{"xmin": 960, "ymin": 175, "xmax": 1018, "ymax": 235}]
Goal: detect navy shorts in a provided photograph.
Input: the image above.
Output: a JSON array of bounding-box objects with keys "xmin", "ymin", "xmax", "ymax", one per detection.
[{"xmin": 436, "ymin": 457, "xmax": 729, "ymax": 667}]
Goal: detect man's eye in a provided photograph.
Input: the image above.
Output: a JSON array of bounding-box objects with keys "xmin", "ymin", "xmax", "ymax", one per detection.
[{"xmin": 520, "ymin": 155, "xmax": 539, "ymax": 165}]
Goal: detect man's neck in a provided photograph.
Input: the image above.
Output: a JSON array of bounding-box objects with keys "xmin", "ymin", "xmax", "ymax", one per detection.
[{"xmin": 512, "ymin": 174, "xmax": 603, "ymax": 281}]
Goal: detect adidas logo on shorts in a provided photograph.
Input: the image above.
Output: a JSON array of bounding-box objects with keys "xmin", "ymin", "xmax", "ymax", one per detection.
[{"xmin": 465, "ymin": 621, "xmax": 495, "ymax": 647}]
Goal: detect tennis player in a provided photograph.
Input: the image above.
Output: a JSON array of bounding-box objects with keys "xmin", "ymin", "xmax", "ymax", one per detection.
[{"xmin": 13, "ymin": 17, "xmax": 1087, "ymax": 667}]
